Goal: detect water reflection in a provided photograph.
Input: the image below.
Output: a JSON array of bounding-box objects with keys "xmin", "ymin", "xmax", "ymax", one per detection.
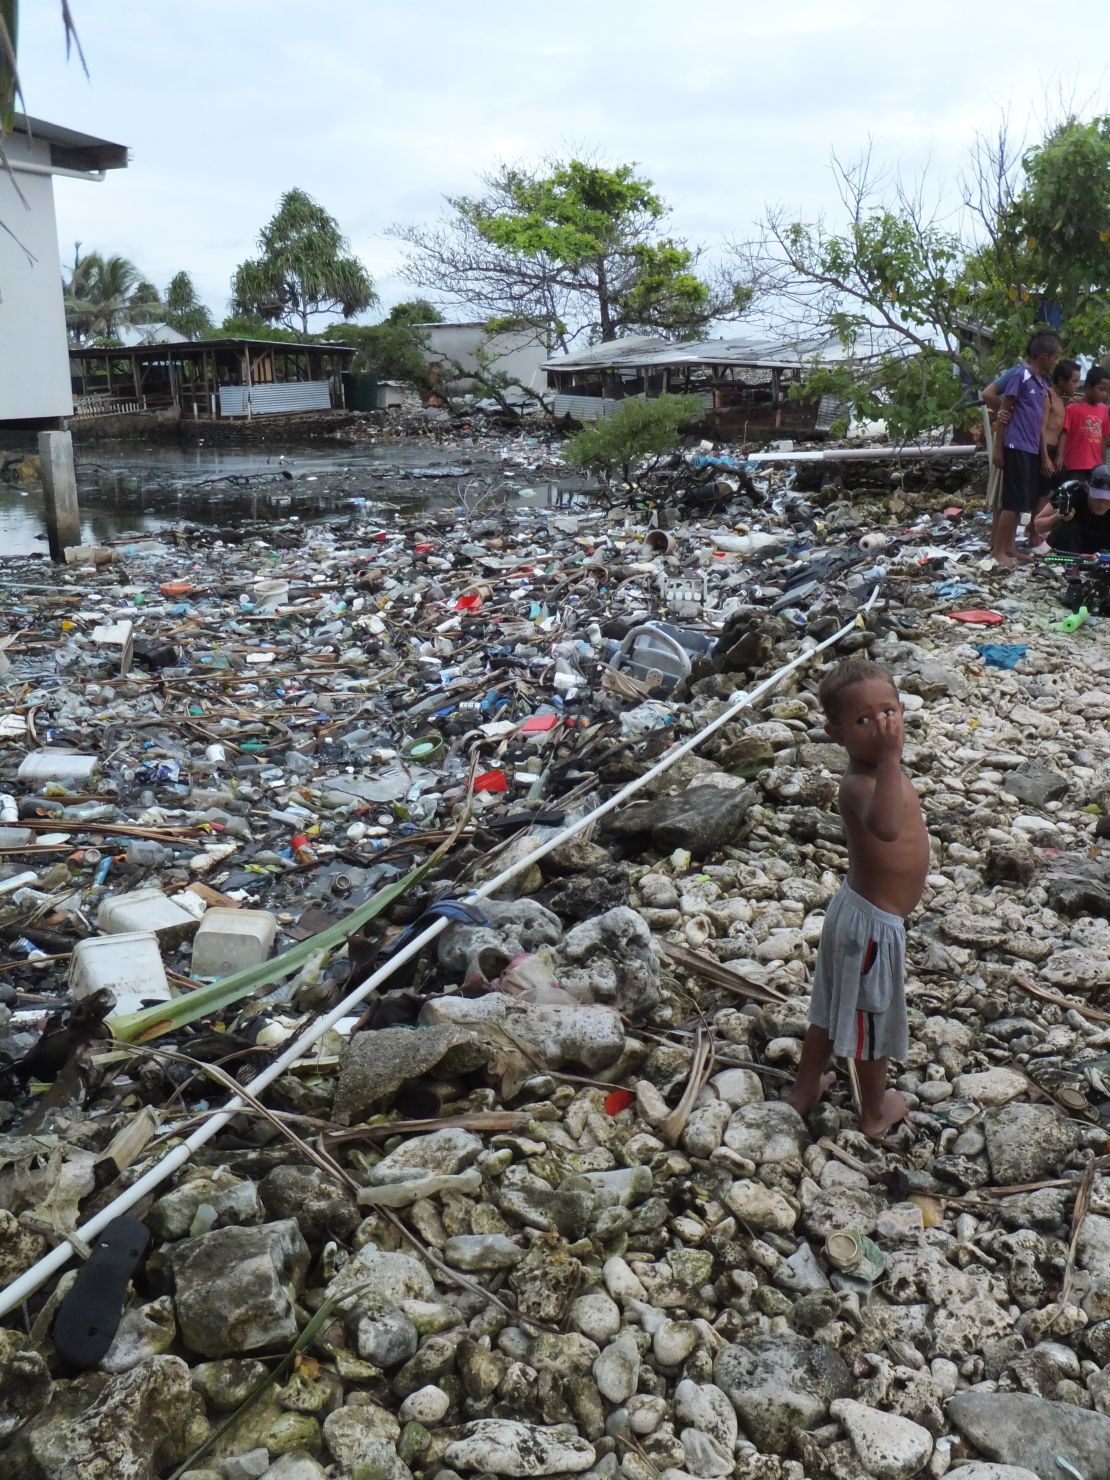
[{"xmin": 0, "ymin": 439, "xmax": 591, "ymax": 557}]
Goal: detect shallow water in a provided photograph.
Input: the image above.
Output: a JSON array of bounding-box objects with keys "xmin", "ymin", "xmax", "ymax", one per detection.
[{"xmin": 0, "ymin": 439, "xmax": 581, "ymax": 556}]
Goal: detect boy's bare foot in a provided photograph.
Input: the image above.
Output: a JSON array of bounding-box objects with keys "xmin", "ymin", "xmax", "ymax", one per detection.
[
  {"xmin": 787, "ymin": 1070, "xmax": 836, "ymax": 1117},
  {"xmin": 1013, "ymin": 550, "xmax": 1034, "ymax": 563},
  {"xmin": 992, "ymin": 554, "xmax": 1017, "ymax": 568},
  {"xmin": 860, "ymin": 1088, "xmax": 908, "ymax": 1139}
]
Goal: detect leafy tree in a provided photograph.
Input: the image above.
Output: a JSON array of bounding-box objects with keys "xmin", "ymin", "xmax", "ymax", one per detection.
[
  {"xmin": 321, "ymin": 300, "xmax": 444, "ymax": 385},
  {"xmin": 231, "ymin": 188, "xmax": 376, "ymax": 337},
  {"xmin": 63, "ymin": 247, "xmax": 162, "ymax": 343},
  {"xmin": 391, "ymin": 157, "xmax": 751, "ymax": 352},
  {"xmin": 969, "ymin": 116, "xmax": 1110, "ymax": 361},
  {"xmin": 163, "ymin": 270, "xmax": 213, "ymax": 339},
  {"xmin": 202, "ymin": 313, "xmax": 304, "ymax": 343},
  {"xmin": 740, "ymin": 117, "xmax": 1110, "ymax": 438},
  {"xmin": 563, "ymin": 393, "xmax": 703, "ymax": 488}
]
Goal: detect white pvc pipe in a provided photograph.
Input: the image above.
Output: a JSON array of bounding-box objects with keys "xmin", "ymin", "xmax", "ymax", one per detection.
[
  {"xmin": 8, "ymin": 160, "xmax": 107, "ymax": 183},
  {"xmin": 0, "ymin": 586, "xmax": 880, "ymax": 1317},
  {"xmin": 743, "ymin": 444, "xmax": 983, "ymax": 464}
]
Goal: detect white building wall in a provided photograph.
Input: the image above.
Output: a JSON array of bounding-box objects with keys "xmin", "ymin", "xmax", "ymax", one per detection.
[
  {"xmin": 420, "ymin": 323, "xmax": 547, "ymax": 392},
  {"xmin": 0, "ymin": 131, "xmax": 73, "ymax": 423}
]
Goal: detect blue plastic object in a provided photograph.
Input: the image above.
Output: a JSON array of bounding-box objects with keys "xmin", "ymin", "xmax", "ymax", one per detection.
[{"xmin": 972, "ymin": 643, "xmax": 1028, "ymax": 669}]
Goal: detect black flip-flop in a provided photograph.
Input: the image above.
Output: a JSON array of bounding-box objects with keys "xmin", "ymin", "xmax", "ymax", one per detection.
[{"xmin": 52, "ymin": 1215, "xmax": 151, "ymax": 1368}]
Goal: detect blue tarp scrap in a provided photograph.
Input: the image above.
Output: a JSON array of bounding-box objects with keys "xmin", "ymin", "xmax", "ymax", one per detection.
[{"xmin": 972, "ymin": 643, "xmax": 1028, "ymax": 669}]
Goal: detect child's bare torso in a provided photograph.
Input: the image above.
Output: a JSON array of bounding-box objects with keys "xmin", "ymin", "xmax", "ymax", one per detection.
[{"xmin": 842, "ymin": 767, "xmax": 930, "ymax": 918}]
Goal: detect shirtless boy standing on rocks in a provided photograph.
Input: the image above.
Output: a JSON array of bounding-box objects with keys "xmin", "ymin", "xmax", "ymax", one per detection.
[{"xmin": 788, "ymin": 659, "xmax": 930, "ymax": 1138}]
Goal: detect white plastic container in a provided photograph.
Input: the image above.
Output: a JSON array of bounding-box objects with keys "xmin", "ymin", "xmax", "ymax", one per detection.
[
  {"xmin": 254, "ymin": 579, "xmax": 289, "ymax": 610},
  {"xmin": 17, "ymin": 751, "xmax": 100, "ymax": 784},
  {"xmin": 70, "ymin": 931, "xmax": 171, "ymax": 1015},
  {"xmin": 98, "ymin": 887, "xmax": 199, "ymax": 945},
  {"xmin": 190, "ymin": 908, "xmax": 278, "ymax": 978}
]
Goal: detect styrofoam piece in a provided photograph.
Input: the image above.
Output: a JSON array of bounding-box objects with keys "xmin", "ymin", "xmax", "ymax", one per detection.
[
  {"xmin": 98, "ymin": 886, "xmax": 199, "ymax": 943},
  {"xmin": 254, "ymin": 579, "xmax": 289, "ymax": 610},
  {"xmin": 17, "ymin": 751, "xmax": 100, "ymax": 784},
  {"xmin": 190, "ymin": 908, "xmax": 278, "ymax": 978},
  {"xmin": 70, "ymin": 931, "xmax": 171, "ymax": 1015}
]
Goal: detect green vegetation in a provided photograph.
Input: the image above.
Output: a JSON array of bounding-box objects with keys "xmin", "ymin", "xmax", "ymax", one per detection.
[
  {"xmin": 564, "ymin": 393, "xmax": 703, "ymax": 488},
  {"xmin": 204, "ymin": 313, "xmax": 304, "ymax": 344},
  {"xmin": 742, "ymin": 115, "xmax": 1110, "ymax": 438},
  {"xmin": 163, "ymin": 270, "xmax": 213, "ymax": 339},
  {"xmin": 231, "ymin": 188, "xmax": 376, "ymax": 338},
  {"xmin": 392, "ymin": 157, "xmax": 751, "ymax": 352},
  {"xmin": 63, "ymin": 248, "xmax": 162, "ymax": 343},
  {"xmin": 321, "ymin": 300, "xmax": 444, "ymax": 383}
]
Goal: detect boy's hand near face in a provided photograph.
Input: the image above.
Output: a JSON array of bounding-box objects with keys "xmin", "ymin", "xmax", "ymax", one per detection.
[{"xmin": 873, "ymin": 708, "xmax": 904, "ymax": 760}]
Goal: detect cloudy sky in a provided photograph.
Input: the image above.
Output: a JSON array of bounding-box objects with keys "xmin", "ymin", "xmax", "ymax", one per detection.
[{"xmin": 19, "ymin": 1, "xmax": 1110, "ymax": 329}]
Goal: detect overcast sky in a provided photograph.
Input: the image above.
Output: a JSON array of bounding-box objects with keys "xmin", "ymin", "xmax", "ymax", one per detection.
[{"xmin": 19, "ymin": 1, "xmax": 1110, "ymax": 330}]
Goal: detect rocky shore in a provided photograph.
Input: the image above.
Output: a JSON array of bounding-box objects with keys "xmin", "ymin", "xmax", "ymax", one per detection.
[{"xmin": 1, "ymin": 446, "xmax": 1108, "ymax": 1480}]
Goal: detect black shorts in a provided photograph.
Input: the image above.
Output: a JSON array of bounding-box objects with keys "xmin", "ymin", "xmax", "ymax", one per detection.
[{"xmin": 1001, "ymin": 446, "xmax": 1040, "ymax": 514}]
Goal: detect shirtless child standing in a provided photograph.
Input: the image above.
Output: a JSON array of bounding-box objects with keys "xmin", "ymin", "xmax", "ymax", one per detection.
[{"xmin": 788, "ymin": 659, "xmax": 930, "ymax": 1138}]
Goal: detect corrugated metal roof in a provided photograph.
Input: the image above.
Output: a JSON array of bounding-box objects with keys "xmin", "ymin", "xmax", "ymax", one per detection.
[
  {"xmin": 543, "ymin": 333, "xmax": 847, "ymax": 373},
  {"xmin": 70, "ymin": 339, "xmax": 356, "ymax": 359}
]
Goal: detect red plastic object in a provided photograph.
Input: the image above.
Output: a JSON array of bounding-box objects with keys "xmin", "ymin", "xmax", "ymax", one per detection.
[
  {"xmin": 521, "ymin": 714, "xmax": 559, "ymax": 734},
  {"xmin": 414, "ymin": 542, "xmax": 435, "ymax": 554},
  {"xmin": 160, "ymin": 580, "xmax": 194, "ymax": 598},
  {"xmin": 943, "ymin": 506, "xmax": 963, "ymax": 519},
  {"xmin": 474, "ymin": 769, "xmax": 508, "ymax": 794},
  {"xmin": 605, "ymin": 1089, "xmax": 634, "ymax": 1116},
  {"xmin": 455, "ymin": 593, "xmax": 483, "ymax": 612},
  {"xmin": 949, "ymin": 609, "xmax": 1005, "ymax": 625}
]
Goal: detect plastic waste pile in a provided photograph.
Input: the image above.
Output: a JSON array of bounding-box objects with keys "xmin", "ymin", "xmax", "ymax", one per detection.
[
  {"xmin": 0, "ymin": 457, "xmax": 1092, "ymax": 1060},
  {"xmin": 4, "ymin": 443, "xmax": 1110, "ymax": 1479}
]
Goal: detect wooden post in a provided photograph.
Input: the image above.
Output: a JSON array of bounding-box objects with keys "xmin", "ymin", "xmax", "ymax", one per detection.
[
  {"xmin": 244, "ymin": 346, "xmax": 252, "ymax": 420},
  {"xmin": 39, "ymin": 430, "xmax": 82, "ymax": 562}
]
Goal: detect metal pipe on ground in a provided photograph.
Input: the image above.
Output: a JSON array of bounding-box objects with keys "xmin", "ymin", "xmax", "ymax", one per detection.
[{"xmin": 0, "ymin": 585, "xmax": 881, "ymax": 1318}]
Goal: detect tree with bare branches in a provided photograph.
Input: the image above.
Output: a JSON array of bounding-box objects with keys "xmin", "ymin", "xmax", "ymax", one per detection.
[
  {"xmin": 737, "ymin": 117, "xmax": 1110, "ymax": 437},
  {"xmin": 390, "ymin": 157, "xmax": 752, "ymax": 353}
]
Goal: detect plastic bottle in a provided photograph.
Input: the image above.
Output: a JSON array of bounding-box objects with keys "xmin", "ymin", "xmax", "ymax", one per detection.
[{"xmin": 125, "ymin": 840, "xmax": 172, "ymax": 867}]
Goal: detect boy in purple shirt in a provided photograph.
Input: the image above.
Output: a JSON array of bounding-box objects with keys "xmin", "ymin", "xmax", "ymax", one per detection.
[{"xmin": 989, "ymin": 331, "xmax": 1062, "ymax": 566}]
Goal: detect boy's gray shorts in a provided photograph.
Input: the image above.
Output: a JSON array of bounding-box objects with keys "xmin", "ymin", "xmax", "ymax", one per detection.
[{"xmin": 809, "ymin": 884, "xmax": 908, "ymax": 1062}]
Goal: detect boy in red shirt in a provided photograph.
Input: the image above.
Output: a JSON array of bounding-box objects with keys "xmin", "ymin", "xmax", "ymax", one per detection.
[{"xmin": 1058, "ymin": 367, "xmax": 1110, "ymax": 478}]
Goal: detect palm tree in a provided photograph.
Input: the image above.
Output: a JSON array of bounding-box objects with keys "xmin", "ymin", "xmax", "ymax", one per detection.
[{"xmin": 63, "ymin": 245, "xmax": 163, "ymax": 343}]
